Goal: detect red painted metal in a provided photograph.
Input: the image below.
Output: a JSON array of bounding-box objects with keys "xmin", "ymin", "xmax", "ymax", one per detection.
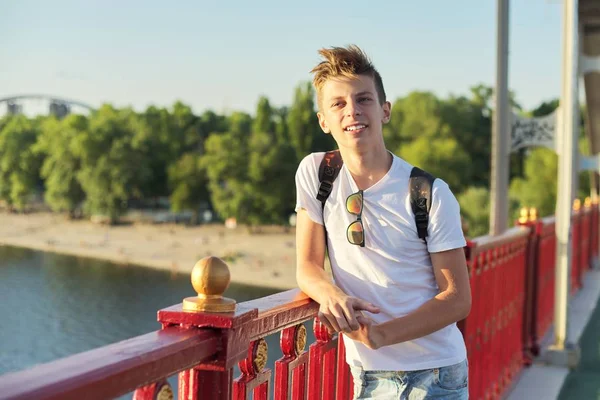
[
  {"xmin": 274, "ymin": 325, "xmax": 309, "ymax": 400},
  {"xmin": 516, "ymin": 219, "xmax": 538, "ymax": 365},
  {"xmin": 307, "ymin": 318, "xmax": 339, "ymax": 400},
  {"xmin": 458, "ymin": 241, "xmax": 480, "ymax": 399},
  {"xmin": 233, "ymin": 340, "xmax": 271, "ymax": 400},
  {"xmin": 580, "ymin": 207, "xmax": 592, "ymax": 274},
  {"xmin": 335, "ymin": 335, "xmax": 353, "ymax": 400},
  {"xmin": 158, "ymin": 289, "xmax": 318, "ymax": 370},
  {"xmin": 571, "ymin": 211, "xmax": 583, "ymax": 293},
  {"xmin": 591, "ymin": 204, "xmax": 599, "ymax": 261},
  {"xmin": 159, "ymin": 289, "xmax": 318, "ymax": 399},
  {"xmin": 193, "ymin": 369, "xmax": 233, "ymax": 400},
  {"xmin": 0, "ymin": 328, "xmax": 220, "ymax": 400},
  {"xmin": 460, "ymin": 227, "xmax": 530, "ymax": 400},
  {"xmin": 133, "ymin": 379, "xmax": 172, "ymax": 400},
  {"xmin": 535, "ymin": 217, "xmax": 557, "ymax": 354}
]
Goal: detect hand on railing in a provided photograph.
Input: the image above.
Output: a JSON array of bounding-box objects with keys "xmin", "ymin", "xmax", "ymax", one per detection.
[{"xmin": 317, "ymin": 290, "xmax": 380, "ymax": 334}]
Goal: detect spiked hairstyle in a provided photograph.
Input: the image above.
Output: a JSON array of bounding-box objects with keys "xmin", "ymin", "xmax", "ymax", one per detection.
[{"xmin": 310, "ymin": 45, "xmax": 387, "ymax": 110}]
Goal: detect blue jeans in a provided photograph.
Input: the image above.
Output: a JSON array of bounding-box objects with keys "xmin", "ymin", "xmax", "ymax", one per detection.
[{"xmin": 349, "ymin": 359, "xmax": 469, "ymax": 399}]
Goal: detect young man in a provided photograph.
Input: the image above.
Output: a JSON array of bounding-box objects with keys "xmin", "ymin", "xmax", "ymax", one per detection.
[{"xmin": 294, "ymin": 45, "xmax": 472, "ymax": 399}]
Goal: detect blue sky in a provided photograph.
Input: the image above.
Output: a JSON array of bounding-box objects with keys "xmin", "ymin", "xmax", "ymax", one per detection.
[{"xmin": 1, "ymin": 0, "xmax": 563, "ymax": 115}]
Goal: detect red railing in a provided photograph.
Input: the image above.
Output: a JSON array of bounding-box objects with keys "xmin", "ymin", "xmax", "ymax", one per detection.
[
  {"xmin": 580, "ymin": 206, "xmax": 591, "ymax": 276},
  {"xmin": 571, "ymin": 208, "xmax": 583, "ymax": 293},
  {"xmin": 591, "ymin": 199, "xmax": 599, "ymax": 262},
  {"xmin": 461, "ymin": 227, "xmax": 531, "ymax": 400},
  {"xmin": 0, "ymin": 203, "xmax": 598, "ymax": 400},
  {"xmin": 530, "ymin": 216, "xmax": 557, "ymax": 357}
]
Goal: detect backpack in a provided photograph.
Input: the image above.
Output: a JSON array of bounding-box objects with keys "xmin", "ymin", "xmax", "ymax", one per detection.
[{"xmin": 316, "ymin": 150, "xmax": 436, "ymax": 242}]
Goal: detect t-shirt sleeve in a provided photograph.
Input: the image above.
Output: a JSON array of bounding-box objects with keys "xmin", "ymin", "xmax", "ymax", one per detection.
[
  {"xmin": 426, "ymin": 179, "xmax": 467, "ymax": 253},
  {"xmin": 295, "ymin": 153, "xmax": 325, "ymax": 226}
]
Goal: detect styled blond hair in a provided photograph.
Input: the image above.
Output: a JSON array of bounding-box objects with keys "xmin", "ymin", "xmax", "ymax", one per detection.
[{"xmin": 310, "ymin": 45, "xmax": 386, "ymax": 109}]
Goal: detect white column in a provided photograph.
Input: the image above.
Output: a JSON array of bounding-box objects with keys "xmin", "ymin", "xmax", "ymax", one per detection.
[
  {"xmin": 554, "ymin": 0, "xmax": 579, "ymax": 350},
  {"xmin": 490, "ymin": 0, "xmax": 510, "ymax": 236}
]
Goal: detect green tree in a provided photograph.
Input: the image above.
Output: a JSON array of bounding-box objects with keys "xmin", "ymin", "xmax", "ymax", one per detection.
[
  {"xmin": 509, "ymin": 148, "xmax": 558, "ymax": 218},
  {"xmin": 136, "ymin": 105, "xmax": 173, "ymax": 199},
  {"xmin": 384, "ymin": 91, "xmax": 445, "ymax": 151},
  {"xmin": 34, "ymin": 115, "xmax": 86, "ymax": 216},
  {"xmin": 73, "ymin": 105, "xmax": 151, "ymax": 223},
  {"xmin": 457, "ymin": 187, "xmax": 490, "ymax": 238},
  {"xmin": 274, "ymin": 106, "xmax": 289, "ymax": 143},
  {"xmin": 399, "ymin": 136, "xmax": 471, "ymax": 194},
  {"xmin": 200, "ymin": 110, "xmax": 229, "ymax": 143},
  {"xmin": 168, "ymin": 153, "xmax": 208, "ymax": 223},
  {"xmin": 288, "ymin": 82, "xmax": 322, "ymax": 158},
  {"xmin": 441, "ymin": 93, "xmax": 492, "ymax": 188},
  {"xmin": 0, "ymin": 115, "xmax": 42, "ymax": 210},
  {"xmin": 201, "ymin": 129, "xmax": 249, "ymax": 222},
  {"xmin": 253, "ymin": 96, "xmax": 275, "ymax": 135}
]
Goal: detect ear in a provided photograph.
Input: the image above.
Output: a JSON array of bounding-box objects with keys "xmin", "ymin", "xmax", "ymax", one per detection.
[
  {"xmin": 382, "ymin": 101, "xmax": 392, "ymax": 124},
  {"xmin": 317, "ymin": 112, "xmax": 330, "ymax": 134}
]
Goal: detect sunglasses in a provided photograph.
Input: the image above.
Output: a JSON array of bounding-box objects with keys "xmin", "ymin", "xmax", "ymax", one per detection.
[{"xmin": 346, "ymin": 190, "xmax": 365, "ymax": 247}]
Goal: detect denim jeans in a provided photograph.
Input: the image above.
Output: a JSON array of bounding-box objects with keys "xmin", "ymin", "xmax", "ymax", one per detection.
[{"xmin": 349, "ymin": 359, "xmax": 469, "ymax": 399}]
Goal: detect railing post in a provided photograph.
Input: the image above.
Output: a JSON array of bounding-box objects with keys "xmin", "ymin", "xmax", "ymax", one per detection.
[
  {"xmin": 515, "ymin": 207, "xmax": 539, "ymax": 365},
  {"xmin": 274, "ymin": 324, "xmax": 308, "ymax": 400},
  {"xmin": 458, "ymin": 240, "xmax": 480, "ymax": 400},
  {"xmin": 307, "ymin": 318, "xmax": 338, "ymax": 400},
  {"xmin": 155, "ymin": 256, "xmax": 259, "ymax": 400},
  {"xmin": 233, "ymin": 339, "xmax": 271, "ymax": 400}
]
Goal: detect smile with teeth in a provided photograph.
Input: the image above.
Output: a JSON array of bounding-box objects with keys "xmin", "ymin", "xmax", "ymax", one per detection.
[{"xmin": 345, "ymin": 124, "xmax": 367, "ymax": 131}]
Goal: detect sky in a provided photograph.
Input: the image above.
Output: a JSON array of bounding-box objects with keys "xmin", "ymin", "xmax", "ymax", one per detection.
[{"xmin": 0, "ymin": 0, "xmax": 564, "ymax": 116}]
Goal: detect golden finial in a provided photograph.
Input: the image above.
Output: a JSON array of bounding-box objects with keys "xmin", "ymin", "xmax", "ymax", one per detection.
[
  {"xmin": 182, "ymin": 256, "xmax": 236, "ymax": 313},
  {"xmin": 585, "ymin": 197, "xmax": 592, "ymax": 208},
  {"xmin": 592, "ymin": 195, "xmax": 599, "ymax": 205},
  {"xmin": 529, "ymin": 207, "xmax": 538, "ymax": 221},
  {"xmin": 518, "ymin": 207, "xmax": 529, "ymax": 224},
  {"xmin": 573, "ymin": 198, "xmax": 581, "ymax": 212}
]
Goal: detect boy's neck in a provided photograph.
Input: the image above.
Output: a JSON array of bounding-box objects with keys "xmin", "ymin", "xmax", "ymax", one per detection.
[{"xmin": 340, "ymin": 144, "xmax": 393, "ymax": 190}]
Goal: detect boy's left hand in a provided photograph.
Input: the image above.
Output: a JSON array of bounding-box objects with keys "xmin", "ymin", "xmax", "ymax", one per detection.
[{"xmin": 344, "ymin": 313, "xmax": 384, "ymax": 350}]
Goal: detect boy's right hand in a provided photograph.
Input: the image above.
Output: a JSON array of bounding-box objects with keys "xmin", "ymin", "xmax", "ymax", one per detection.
[{"xmin": 317, "ymin": 291, "xmax": 380, "ymax": 334}]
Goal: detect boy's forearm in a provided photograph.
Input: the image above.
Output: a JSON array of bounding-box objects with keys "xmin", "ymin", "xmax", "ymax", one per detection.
[
  {"xmin": 296, "ymin": 262, "xmax": 343, "ymax": 304},
  {"xmin": 373, "ymin": 291, "xmax": 470, "ymax": 348}
]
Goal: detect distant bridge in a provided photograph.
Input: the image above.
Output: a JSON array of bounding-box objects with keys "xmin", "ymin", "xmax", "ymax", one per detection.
[{"xmin": 0, "ymin": 94, "xmax": 95, "ymax": 118}]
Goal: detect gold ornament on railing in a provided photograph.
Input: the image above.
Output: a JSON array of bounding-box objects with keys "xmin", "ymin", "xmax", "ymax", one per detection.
[
  {"xmin": 253, "ymin": 339, "xmax": 268, "ymax": 373},
  {"xmin": 156, "ymin": 385, "xmax": 174, "ymax": 400},
  {"xmin": 518, "ymin": 207, "xmax": 529, "ymax": 224},
  {"xmin": 585, "ymin": 197, "xmax": 592, "ymax": 208},
  {"xmin": 573, "ymin": 198, "xmax": 581, "ymax": 212},
  {"xmin": 529, "ymin": 207, "xmax": 538, "ymax": 222},
  {"xmin": 295, "ymin": 324, "xmax": 307, "ymax": 355},
  {"xmin": 182, "ymin": 256, "xmax": 236, "ymax": 312}
]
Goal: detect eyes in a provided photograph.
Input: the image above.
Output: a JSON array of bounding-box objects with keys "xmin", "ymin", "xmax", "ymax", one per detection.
[{"xmin": 331, "ymin": 96, "xmax": 373, "ymax": 109}]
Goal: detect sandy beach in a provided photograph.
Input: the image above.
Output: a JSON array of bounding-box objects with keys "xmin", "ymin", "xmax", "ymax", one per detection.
[{"xmin": 0, "ymin": 212, "xmax": 299, "ymax": 290}]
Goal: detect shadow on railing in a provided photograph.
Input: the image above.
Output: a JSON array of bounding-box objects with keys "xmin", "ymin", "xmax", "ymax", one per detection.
[{"xmin": 0, "ymin": 200, "xmax": 598, "ymax": 400}]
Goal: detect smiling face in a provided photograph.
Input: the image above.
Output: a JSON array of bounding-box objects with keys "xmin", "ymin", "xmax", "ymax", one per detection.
[{"xmin": 317, "ymin": 74, "xmax": 391, "ymax": 152}]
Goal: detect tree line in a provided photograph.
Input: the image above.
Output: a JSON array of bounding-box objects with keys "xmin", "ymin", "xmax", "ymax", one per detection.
[{"xmin": 0, "ymin": 81, "xmax": 590, "ymax": 237}]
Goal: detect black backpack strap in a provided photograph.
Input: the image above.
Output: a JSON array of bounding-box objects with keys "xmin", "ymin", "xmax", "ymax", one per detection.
[
  {"xmin": 409, "ymin": 167, "xmax": 436, "ymax": 242},
  {"xmin": 317, "ymin": 150, "xmax": 344, "ymax": 211}
]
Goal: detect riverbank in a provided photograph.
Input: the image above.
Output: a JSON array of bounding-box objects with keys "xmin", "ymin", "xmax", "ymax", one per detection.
[{"xmin": 0, "ymin": 212, "xmax": 298, "ymax": 290}]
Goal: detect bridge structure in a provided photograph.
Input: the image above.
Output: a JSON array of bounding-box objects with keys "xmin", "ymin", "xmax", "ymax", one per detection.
[
  {"xmin": 0, "ymin": 0, "xmax": 599, "ymax": 399},
  {"xmin": 0, "ymin": 94, "xmax": 95, "ymax": 119}
]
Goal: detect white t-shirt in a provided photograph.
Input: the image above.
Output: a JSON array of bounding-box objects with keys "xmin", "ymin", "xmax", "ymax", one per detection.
[{"xmin": 294, "ymin": 151, "xmax": 467, "ymax": 371}]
